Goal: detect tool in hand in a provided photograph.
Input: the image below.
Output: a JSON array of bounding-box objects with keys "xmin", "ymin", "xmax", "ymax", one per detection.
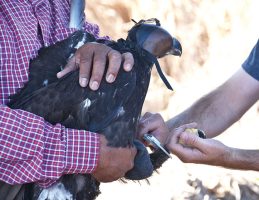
[{"xmin": 143, "ymin": 134, "xmax": 172, "ymax": 158}]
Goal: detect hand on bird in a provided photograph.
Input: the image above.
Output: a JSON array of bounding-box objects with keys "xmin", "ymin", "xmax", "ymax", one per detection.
[
  {"xmin": 92, "ymin": 135, "xmax": 137, "ymax": 182},
  {"xmin": 57, "ymin": 42, "xmax": 134, "ymax": 90},
  {"xmin": 168, "ymin": 123, "xmax": 231, "ymax": 166}
]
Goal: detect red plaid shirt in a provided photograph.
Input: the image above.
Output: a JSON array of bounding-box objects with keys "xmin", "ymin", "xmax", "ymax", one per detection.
[{"xmin": 0, "ymin": 0, "xmax": 102, "ymax": 187}]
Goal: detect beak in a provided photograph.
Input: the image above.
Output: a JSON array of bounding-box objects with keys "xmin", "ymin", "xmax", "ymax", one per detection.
[{"xmin": 170, "ymin": 38, "xmax": 182, "ymax": 56}]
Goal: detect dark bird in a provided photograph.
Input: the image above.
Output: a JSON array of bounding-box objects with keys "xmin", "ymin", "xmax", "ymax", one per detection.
[{"xmin": 8, "ymin": 18, "xmax": 182, "ymax": 200}]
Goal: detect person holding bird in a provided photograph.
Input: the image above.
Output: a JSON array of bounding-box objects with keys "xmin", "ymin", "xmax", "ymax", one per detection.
[{"xmin": 0, "ymin": 1, "xmax": 136, "ymax": 199}]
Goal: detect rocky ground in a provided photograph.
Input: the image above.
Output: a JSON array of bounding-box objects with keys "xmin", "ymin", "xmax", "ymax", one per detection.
[{"xmin": 86, "ymin": 0, "xmax": 259, "ymax": 199}]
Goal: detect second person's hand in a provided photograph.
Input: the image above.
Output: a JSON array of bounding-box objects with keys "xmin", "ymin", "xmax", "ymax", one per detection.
[
  {"xmin": 137, "ymin": 112, "xmax": 171, "ymax": 147},
  {"xmin": 167, "ymin": 125, "xmax": 231, "ymax": 166}
]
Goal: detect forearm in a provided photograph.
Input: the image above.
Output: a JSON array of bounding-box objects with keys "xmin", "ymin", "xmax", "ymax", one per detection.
[
  {"xmin": 166, "ymin": 88, "xmax": 239, "ymax": 138},
  {"xmin": 223, "ymin": 148, "xmax": 259, "ymax": 171},
  {"xmin": 0, "ymin": 105, "xmax": 99, "ymax": 187},
  {"xmin": 167, "ymin": 68, "xmax": 259, "ymax": 138}
]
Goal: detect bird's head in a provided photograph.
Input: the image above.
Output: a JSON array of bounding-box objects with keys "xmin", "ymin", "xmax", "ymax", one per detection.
[{"xmin": 127, "ymin": 18, "xmax": 182, "ymax": 58}]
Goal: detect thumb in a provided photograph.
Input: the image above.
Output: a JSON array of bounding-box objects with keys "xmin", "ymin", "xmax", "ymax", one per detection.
[
  {"xmin": 179, "ymin": 131, "xmax": 207, "ymax": 150},
  {"xmin": 57, "ymin": 55, "xmax": 78, "ymax": 78}
]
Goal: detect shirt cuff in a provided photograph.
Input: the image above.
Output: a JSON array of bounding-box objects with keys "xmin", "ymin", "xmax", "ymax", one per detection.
[{"xmin": 64, "ymin": 128, "xmax": 100, "ymax": 174}]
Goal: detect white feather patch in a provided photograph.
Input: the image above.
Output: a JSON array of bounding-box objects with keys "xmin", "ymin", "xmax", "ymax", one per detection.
[
  {"xmin": 43, "ymin": 79, "xmax": 49, "ymax": 86},
  {"xmin": 83, "ymin": 98, "xmax": 92, "ymax": 109},
  {"xmin": 117, "ymin": 106, "xmax": 125, "ymax": 117},
  {"xmin": 37, "ymin": 183, "xmax": 73, "ymax": 200},
  {"xmin": 74, "ymin": 35, "xmax": 86, "ymax": 49}
]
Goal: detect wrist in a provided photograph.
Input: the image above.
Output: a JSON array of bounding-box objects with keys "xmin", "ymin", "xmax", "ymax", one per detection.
[
  {"xmin": 219, "ymin": 146, "xmax": 235, "ymax": 167},
  {"xmin": 221, "ymin": 147, "xmax": 259, "ymax": 171},
  {"xmin": 92, "ymin": 135, "xmax": 107, "ymax": 173},
  {"xmin": 206, "ymin": 142, "xmax": 233, "ymax": 167}
]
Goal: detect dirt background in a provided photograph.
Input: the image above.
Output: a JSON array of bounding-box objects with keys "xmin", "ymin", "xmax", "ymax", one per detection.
[{"xmin": 85, "ymin": 0, "xmax": 259, "ymax": 199}]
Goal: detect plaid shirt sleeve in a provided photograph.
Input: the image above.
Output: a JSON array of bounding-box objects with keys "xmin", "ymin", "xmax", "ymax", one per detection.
[
  {"xmin": 0, "ymin": 1, "xmax": 104, "ymax": 188},
  {"xmin": 0, "ymin": 105, "xmax": 100, "ymax": 188}
]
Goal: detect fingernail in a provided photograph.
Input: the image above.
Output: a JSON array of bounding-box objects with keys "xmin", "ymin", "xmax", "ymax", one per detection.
[
  {"xmin": 80, "ymin": 78, "xmax": 88, "ymax": 87},
  {"xmin": 106, "ymin": 74, "xmax": 115, "ymax": 83},
  {"xmin": 57, "ymin": 72, "xmax": 62, "ymax": 78},
  {"xmin": 124, "ymin": 63, "xmax": 132, "ymax": 71},
  {"xmin": 90, "ymin": 81, "xmax": 99, "ymax": 90}
]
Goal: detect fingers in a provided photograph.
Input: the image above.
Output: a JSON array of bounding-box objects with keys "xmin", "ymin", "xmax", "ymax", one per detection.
[
  {"xmin": 104, "ymin": 51, "xmax": 134, "ymax": 85},
  {"xmin": 88, "ymin": 46, "xmax": 108, "ymax": 90},
  {"xmin": 93, "ymin": 135, "xmax": 136, "ymax": 182},
  {"xmin": 94, "ymin": 146, "xmax": 136, "ymax": 182},
  {"xmin": 105, "ymin": 50, "xmax": 122, "ymax": 83},
  {"xmin": 137, "ymin": 112, "xmax": 170, "ymax": 146},
  {"xmin": 57, "ymin": 42, "xmax": 134, "ymax": 90},
  {"xmin": 167, "ymin": 122, "xmax": 198, "ymax": 148},
  {"xmin": 167, "ymin": 131, "xmax": 199, "ymax": 163},
  {"xmin": 176, "ymin": 122, "xmax": 198, "ymax": 132},
  {"xmin": 78, "ymin": 49, "xmax": 93, "ymax": 87},
  {"xmin": 122, "ymin": 52, "xmax": 134, "ymax": 71},
  {"xmin": 138, "ymin": 112, "xmax": 156, "ymax": 139},
  {"xmin": 166, "ymin": 123, "xmax": 229, "ymax": 165},
  {"xmin": 57, "ymin": 55, "xmax": 77, "ymax": 78},
  {"xmin": 179, "ymin": 131, "xmax": 204, "ymax": 148},
  {"xmin": 140, "ymin": 112, "xmax": 153, "ymax": 121},
  {"xmin": 138, "ymin": 113, "xmax": 164, "ymax": 136},
  {"xmin": 171, "ymin": 144, "xmax": 200, "ymax": 163},
  {"xmin": 85, "ymin": 47, "xmax": 134, "ymax": 90},
  {"xmin": 166, "ymin": 123, "xmax": 206, "ymax": 163}
]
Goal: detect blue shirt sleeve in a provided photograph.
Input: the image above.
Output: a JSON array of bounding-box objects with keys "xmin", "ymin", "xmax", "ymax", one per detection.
[{"xmin": 242, "ymin": 39, "xmax": 259, "ymax": 81}]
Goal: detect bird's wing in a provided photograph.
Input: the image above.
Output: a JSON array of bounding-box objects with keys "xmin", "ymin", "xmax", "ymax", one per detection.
[
  {"xmin": 62, "ymin": 67, "xmax": 137, "ymax": 132},
  {"xmin": 84, "ymin": 70, "xmax": 137, "ymax": 132},
  {"xmin": 10, "ymin": 68, "xmax": 136, "ymax": 131},
  {"xmin": 8, "ymin": 31, "xmax": 95, "ymax": 107},
  {"xmin": 9, "ymin": 73, "xmax": 80, "ymax": 124}
]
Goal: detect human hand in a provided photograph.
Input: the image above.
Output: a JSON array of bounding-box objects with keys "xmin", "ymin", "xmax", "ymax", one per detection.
[
  {"xmin": 92, "ymin": 135, "xmax": 137, "ymax": 182},
  {"xmin": 57, "ymin": 42, "xmax": 134, "ymax": 90},
  {"xmin": 167, "ymin": 124, "xmax": 231, "ymax": 166},
  {"xmin": 137, "ymin": 112, "xmax": 170, "ymax": 147}
]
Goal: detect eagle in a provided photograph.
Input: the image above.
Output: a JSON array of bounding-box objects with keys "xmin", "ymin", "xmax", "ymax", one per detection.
[{"xmin": 8, "ymin": 19, "xmax": 182, "ymax": 200}]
